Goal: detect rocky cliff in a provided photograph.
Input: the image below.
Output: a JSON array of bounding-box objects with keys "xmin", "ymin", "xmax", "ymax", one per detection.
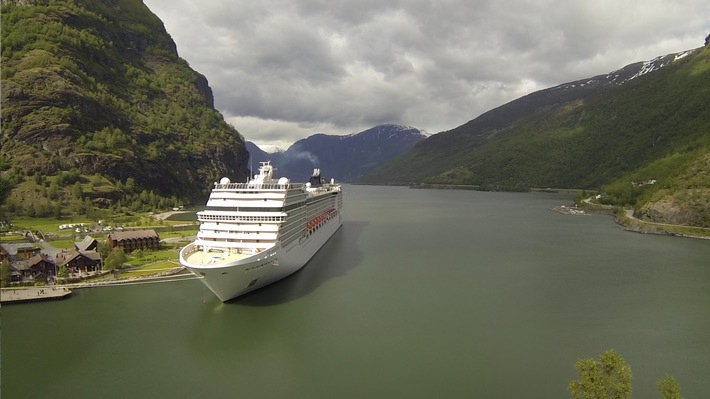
[{"xmin": 1, "ymin": 0, "xmax": 249, "ymax": 205}]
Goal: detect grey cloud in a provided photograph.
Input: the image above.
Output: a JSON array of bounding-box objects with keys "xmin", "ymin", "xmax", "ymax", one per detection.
[{"xmin": 144, "ymin": 0, "xmax": 710, "ymax": 147}]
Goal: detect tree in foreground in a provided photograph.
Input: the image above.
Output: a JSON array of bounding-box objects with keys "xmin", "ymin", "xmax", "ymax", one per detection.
[
  {"xmin": 657, "ymin": 375, "xmax": 682, "ymax": 399},
  {"xmin": 569, "ymin": 349, "xmax": 632, "ymax": 399}
]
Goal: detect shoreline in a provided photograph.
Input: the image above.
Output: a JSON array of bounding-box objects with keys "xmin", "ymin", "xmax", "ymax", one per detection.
[
  {"xmin": 550, "ymin": 206, "xmax": 590, "ymax": 215},
  {"xmin": 615, "ymin": 216, "xmax": 710, "ymax": 241},
  {"xmin": 1, "ymin": 269, "xmax": 198, "ymax": 305},
  {"xmin": 553, "ymin": 203, "xmax": 710, "ymax": 240},
  {"xmin": 1, "ymin": 286, "xmax": 72, "ymax": 304}
]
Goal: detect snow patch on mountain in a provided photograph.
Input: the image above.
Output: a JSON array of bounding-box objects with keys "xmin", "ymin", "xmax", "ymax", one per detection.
[
  {"xmin": 673, "ymin": 50, "xmax": 694, "ymax": 61},
  {"xmin": 628, "ymin": 55, "xmax": 672, "ymax": 80},
  {"xmin": 553, "ymin": 48, "xmax": 701, "ymax": 92}
]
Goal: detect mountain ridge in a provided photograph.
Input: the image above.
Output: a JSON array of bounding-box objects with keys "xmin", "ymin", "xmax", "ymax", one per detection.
[{"xmin": 247, "ymin": 124, "xmax": 428, "ymax": 182}]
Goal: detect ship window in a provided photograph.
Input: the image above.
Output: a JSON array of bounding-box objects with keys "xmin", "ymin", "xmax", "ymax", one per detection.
[{"xmin": 247, "ymin": 279, "xmax": 258, "ymax": 288}]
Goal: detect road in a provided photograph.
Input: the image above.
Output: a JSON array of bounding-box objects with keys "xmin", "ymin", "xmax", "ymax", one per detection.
[{"xmin": 625, "ymin": 209, "xmax": 710, "ymax": 231}]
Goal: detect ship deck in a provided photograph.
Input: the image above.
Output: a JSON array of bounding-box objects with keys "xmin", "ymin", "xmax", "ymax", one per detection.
[{"xmin": 183, "ymin": 249, "xmax": 253, "ymax": 267}]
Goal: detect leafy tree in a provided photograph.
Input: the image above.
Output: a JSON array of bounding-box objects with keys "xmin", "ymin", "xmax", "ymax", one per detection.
[
  {"xmin": 47, "ymin": 181, "xmax": 59, "ymax": 200},
  {"xmin": 132, "ymin": 249, "xmax": 145, "ymax": 259},
  {"xmin": 58, "ymin": 265, "xmax": 68, "ymax": 278},
  {"xmin": 97, "ymin": 239, "xmax": 110, "ymax": 260},
  {"xmin": 26, "ymin": 202, "xmax": 36, "ymax": 217},
  {"xmin": 0, "ymin": 176, "xmax": 13, "ymax": 205},
  {"xmin": 657, "ymin": 375, "xmax": 682, "ymax": 399},
  {"xmin": 72, "ymin": 182, "xmax": 83, "ymax": 198},
  {"xmin": 104, "ymin": 247, "xmax": 127, "ymax": 271},
  {"xmin": 569, "ymin": 349, "xmax": 632, "ymax": 399},
  {"xmin": 125, "ymin": 177, "xmax": 136, "ymax": 193},
  {"xmin": 84, "ymin": 197, "xmax": 95, "ymax": 219},
  {"xmin": 0, "ymin": 260, "xmax": 11, "ymax": 287}
]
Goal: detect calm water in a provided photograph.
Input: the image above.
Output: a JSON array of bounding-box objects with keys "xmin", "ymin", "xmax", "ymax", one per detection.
[{"xmin": 2, "ymin": 185, "xmax": 709, "ymax": 398}]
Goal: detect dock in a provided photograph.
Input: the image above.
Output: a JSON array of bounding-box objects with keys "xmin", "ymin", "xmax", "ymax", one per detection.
[{"xmin": 1, "ymin": 286, "xmax": 72, "ymax": 304}]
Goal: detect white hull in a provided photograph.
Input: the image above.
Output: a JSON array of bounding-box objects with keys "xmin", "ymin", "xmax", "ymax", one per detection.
[{"xmin": 181, "ymin": 214, "xmax": 341, "ymax": 301}]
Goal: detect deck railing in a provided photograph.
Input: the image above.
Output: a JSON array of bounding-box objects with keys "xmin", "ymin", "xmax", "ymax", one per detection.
[
  {"xmin": 213, "ymin": 182, "xmax": 304, "ymax": 190},
  {"xmin": 213, "ymin": 182, "xmax": 341, "ymax": 193}
]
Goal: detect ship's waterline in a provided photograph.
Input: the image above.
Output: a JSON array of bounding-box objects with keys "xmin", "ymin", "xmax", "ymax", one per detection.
[{"xmin": 179, "ymin": 161, "xmax": 343, "ymax": 301}]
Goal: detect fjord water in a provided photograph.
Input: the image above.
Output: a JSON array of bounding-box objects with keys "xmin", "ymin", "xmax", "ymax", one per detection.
[{"xmin": 3, "ymin": 185, "xmax": 709, "ymax": 398}]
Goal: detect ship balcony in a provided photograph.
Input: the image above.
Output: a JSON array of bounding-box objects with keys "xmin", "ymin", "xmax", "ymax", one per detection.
[
  {"xmin": 193, "ymin": 239, "xmax": 274, "ymax": 251},
  {"xmin": 198, "ymin": 222, "xmax": 279, "ymax": 232},
  {"xmin": 197, "ymin": 211, "xmax": 287, "ymax": 222},
  {"xmin": 212, "ymin": 182, "xmax": 305, "ymax": 191},
  {"xmin": 197, "ymin": 231, "xmax": 278, "ymax": 241},
  {"xmin": 205, "ymin": 199, "xmax": 286, "ymax": 208},
  {"xmin": 208, "ymin": 192, "xmax": 287, "ymax": 200}
]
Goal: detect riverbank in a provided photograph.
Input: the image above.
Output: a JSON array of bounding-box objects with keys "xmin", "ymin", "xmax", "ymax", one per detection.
[
  {"xmin": 552, "ymin": 199, "xmax": 710, "ymax": 240},
  {"xmin": 616, "ymin": 210, "xmax": 710, "ymax": 240}
]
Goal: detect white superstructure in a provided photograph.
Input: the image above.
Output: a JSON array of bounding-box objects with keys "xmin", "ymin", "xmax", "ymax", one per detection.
[{"xmin": 179, "ymin": 161, "xmax": 343, "ymax": 301}]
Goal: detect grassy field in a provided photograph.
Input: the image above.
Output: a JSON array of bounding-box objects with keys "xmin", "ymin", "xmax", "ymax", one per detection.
[
  {"xmin": 124, "ymin": 249, "xmax": 179, "ymax": 267},
  {"xmin": 10, "ymin": 217, "xmax": 94, "ymax": 233},
  {"xmin": 159, "ymin": 230, "xmax": 197, "ymax": 239},
  {"xmin": 0, "ymin": 232, "xmax": 27, "ymax": 243},
  {"xmin": 165, "ymin": 211, "xmax": 198, "ymax": 222},
  {"xmin": 86, "ymin": 260, "xmax": 184, "ymax": 281},
  {"xmin": 118, "ymin": 260, "xmax": 182, "ymax": 279},
  {"xmin": 49, "ymin": 239, "xmax": 77, "ymax": 249},
  {"xmin": 8, "ymin": 215, "xmax": 192, "ymax": 233}
]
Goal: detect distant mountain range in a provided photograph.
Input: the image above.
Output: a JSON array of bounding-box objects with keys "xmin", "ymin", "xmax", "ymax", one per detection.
[{"xmin": 246, "ymin": 124, "xmax": 427, "ymax": 182}]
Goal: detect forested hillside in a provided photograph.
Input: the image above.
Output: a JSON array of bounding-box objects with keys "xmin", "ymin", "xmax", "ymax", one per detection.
[
  {"xmin": 361, "ymin": 40, "xmax": 710, "ymax": 226},
  {"xmin": 0, "ymin": 0, "xmax": 249, "ymax": 217}
]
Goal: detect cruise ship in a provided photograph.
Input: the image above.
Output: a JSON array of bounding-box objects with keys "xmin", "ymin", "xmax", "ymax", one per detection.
[{"xmin": 179, "ymin": 161, "xmax": 343, "ymax": 301}]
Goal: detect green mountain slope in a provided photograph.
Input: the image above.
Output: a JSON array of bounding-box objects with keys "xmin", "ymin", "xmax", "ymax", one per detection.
[
  {"xmin": 1, "ymin": 0, "xmax": 248, "ymax": 213},
  {"xmin": 361, "ymin": 42, "xmax": 710, "ymax": 226}
]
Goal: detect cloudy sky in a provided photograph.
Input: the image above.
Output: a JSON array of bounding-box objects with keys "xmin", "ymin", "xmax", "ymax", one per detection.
[{"xmin": 142, "ymin": 0, "xmax": 709, "ymax": 150}]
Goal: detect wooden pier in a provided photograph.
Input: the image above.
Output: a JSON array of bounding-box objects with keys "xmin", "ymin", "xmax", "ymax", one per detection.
[{"xmin": 1, "ymin": 286, "xmax": 72, "ymax": 304}]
